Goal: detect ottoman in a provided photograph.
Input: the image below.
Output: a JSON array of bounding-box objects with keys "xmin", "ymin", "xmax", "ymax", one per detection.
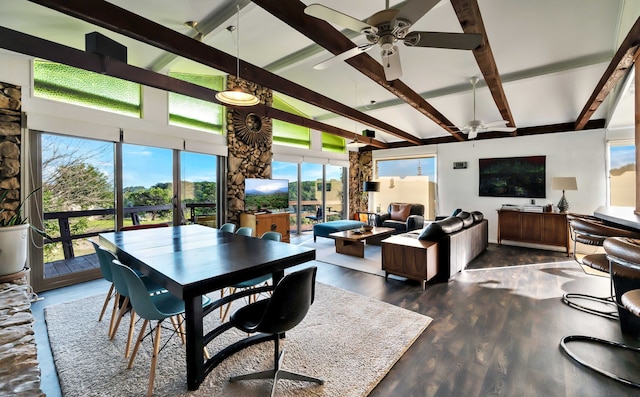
[{"xmin": 313, "ymin": 220, "xmax": 366, "ymax": 242}]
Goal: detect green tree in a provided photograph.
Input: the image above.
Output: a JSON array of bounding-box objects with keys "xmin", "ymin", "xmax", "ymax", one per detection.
[{"xmin": 126, "ymin": 185, "xmax": 171, "ymax": 220}]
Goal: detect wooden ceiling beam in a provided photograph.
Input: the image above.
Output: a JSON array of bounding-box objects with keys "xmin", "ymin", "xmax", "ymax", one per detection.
[
  {"xmin": 575, "ymin": 16, "xmax": 640, "ymax": 130},
  {"xmin": 26, "ymin": 0, "xmax": 406, "ymax": 144},
  {"xmin": 451, "ymin": 0, "xmax": 516, "ymax": 134},
  {"xmin": 0, "ymin": 25, "xmax": 387, "ymax": 149},
  {"xmin": 253, "ymin": 0, "xmax": 466, "ymax": 142}
]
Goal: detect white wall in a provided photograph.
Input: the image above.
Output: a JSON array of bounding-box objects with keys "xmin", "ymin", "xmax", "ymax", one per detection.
[{"xmin": 437, "ymin": 129, "xmax": 607, "ymax": 243}]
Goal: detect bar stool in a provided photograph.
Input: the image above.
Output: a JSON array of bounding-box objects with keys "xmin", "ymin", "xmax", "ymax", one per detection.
[
  {"xmin": 562, "ymin": 218, "xmax": 640, "ymax": 319},
  {"xmin": 560, "ymin": 286, "xmax": 640, "ymax": 388},
  {"xmin": 604, "ymin": 237, "xmax": 640, "ymax": 336}
]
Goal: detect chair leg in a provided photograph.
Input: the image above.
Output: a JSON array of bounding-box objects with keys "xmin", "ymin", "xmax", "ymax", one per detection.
[
  {"xmin": 98, "ymin": 283, "xmax": 115, "ymax": 322},
  {"xmin": 125, "ymin": 310, "xmax": 136, "ymax": 359},
  {"xmin": 169, "ymin": 316, "xmax": 185, "ymax": 345},
  {"xmin": 108, "ymin": 292, "xmax": 120, "ymax": 337},
  {"xmin": 562, "ymin": 293, "xmax": 619, "ymax": 320},
  {"xmin": 221, "ymin": 287, "xmax": 237, "ymax": 322},
  {"xmin": 560, "ymin": 335, "xmax": 640, "ymax": 388},
  {"xmin": 110, "ymin": 296, "xmax": 129, "ymax": 340},
  {"xmin": 128, "ymin": 319, "xmax": 148, "ymax": 369},
  {"xmin": 147, "ymin": 323, "xmax": 162, "ymax": 397}
]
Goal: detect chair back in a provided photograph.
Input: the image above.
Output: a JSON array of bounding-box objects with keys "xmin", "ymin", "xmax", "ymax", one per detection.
[
  {"xmin": 107, "ymin": 251, "xmax": 131, "ymax": 297},
  {"xmin": 90, "ymin": 240, "xmax": 114, "ymax": 282},
  {"xmin": 112, "ymin": 259, "xmax": 172, "ymax": 321},
  {"xmin": 236, "ymin": 227, "xmax": 253, "ymax": 237},
  {"xmin": 260, "ymin": 231, "xmax": 282, "ymax": 242},
  {"xmin": 220, "ymin": 223, "xmax": 236, "ymax": 233},
  {"xmin": 255, "ymin": 266, "xmax": 317, "ymax": 335}
]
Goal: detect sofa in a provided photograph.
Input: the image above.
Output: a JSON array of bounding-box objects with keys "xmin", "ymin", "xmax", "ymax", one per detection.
[
  {"xmin": 381, "ymin": 210, "xmax": 488, "ymax": 288},
  {"xmin": 374, "ymin": 202, "xmax": 425, "ymax": 234}
]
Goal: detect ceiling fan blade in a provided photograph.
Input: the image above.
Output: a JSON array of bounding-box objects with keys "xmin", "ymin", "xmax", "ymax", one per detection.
[
  {"xmin": 394, "ymin": 0, "xmax": 441, "ymax": 25},
  {"xmin": 483, "ymin": 120, "xmax": 508, "ymax": 127},
  {"xmin": 313, "ymin": 44, "xmax": 374, "ymax": 70},
  {"xmin": 304, "ymin": 4, "xmax": 374, "ymax": 33},
  {"xmin": 404, "ymin": 31, "xmax": 482, "ymax": 50},
  {"xmin": 488, "ymin": 127, "xmax": 517, "ymax": 132},
  {"xmin": 381, "ymin": 47, "xmax": 402, "ymax": 81}
]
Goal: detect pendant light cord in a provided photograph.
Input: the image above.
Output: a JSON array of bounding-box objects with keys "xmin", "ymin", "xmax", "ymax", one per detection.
[{"xmin": 235, "ymin": 4, "xmax": 240, "ymax": 82}]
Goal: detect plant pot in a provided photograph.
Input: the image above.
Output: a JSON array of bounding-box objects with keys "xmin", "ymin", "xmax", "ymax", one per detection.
[{"xmin": 0, "ymin": 224, "xmax": 29, "ymax": 276}]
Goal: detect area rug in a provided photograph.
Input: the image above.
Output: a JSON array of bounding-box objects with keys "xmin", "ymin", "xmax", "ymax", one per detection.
[
  {"xmin": 300, "ymin": 238, "xmax": 385, "ymax": 277},
  {"xmin": 45, "ymin": 282, "xmax": 431, "ymax": 396}
]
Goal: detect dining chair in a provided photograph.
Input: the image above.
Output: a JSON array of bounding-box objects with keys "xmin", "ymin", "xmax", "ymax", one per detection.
[
  {"xmin": 220, "ymin": 231, "xmax": 281, "ymax": 322},
  {"xmin": 235, "ymin": 226, "xmax": 253, "ymax": 237},
  {"xmin": 113, "ymin": 260, "xmax": 212, "ymax": 397},
  {"xmin": 228, "ymin": 266, "xmax": 323, "ymax": 396},
  {"xmin": 105, "ymin": 249, "xmax": 166, "ymax": 358},
  {"xmin": 220, "ymin": 223, "xmax": 236, "ymax": 233}
]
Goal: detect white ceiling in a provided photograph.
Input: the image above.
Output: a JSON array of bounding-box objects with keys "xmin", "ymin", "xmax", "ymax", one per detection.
[{"xmin": 2, "ymin": 0, "xmax": 639, "ymax": 143}]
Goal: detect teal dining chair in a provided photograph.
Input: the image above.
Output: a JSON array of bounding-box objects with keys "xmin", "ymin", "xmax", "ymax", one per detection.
[
  {"xmin": 220, "ymin": 231, "xmax": 281, "ymax": 322},
  {"xmin": 220, "ymin": 223, "xmax": 236, "ymax": 233},
  {"xmin": 235, "ymin": 226, "xmax": 253, "ymax": 237},
  {"xmin": 113, "ymin": 260, "xmax": 212, "ymax": 397},
  {"xmin": 105, "ymin": 248, "xmax": 166, "ymax": 358}
]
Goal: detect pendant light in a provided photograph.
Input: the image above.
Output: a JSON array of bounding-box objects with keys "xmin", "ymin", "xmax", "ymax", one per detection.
[
  {"xmin": 346, "ymin": 133, "xmax": 366, "ymax": 148},
  {"xmin": 215, "ymin": 5, "xmax": 259, "ymax": 106}
]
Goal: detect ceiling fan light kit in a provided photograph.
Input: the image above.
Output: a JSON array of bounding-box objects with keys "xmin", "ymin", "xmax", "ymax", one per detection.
[{"xmin": 305, "ymin": 0, "xmax": 482, "ymax": 81}]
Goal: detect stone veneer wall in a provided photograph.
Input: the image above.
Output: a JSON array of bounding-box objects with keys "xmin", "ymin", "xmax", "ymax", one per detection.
[
  {"xmin": 0, "ymin": 82, "xmax": 22, "ymax": 222},
  {"xmin": 349, "ymin": 150, "xmax": 373, "ymax": 219},
  {"xmin": 0, "ymin": 277, "xmax": 43, "ymax": 396},
  {"xmin": 224, "ymin": 76, "xmax": 273, "ymax": 225}
]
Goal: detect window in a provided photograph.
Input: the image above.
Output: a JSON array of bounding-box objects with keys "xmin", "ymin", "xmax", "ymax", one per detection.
[
  {"xmin": 374, "ymin": 156, "xmax": 437, "ymax": 219},
  {"xmin": 34, "ymin": 60, "xmax": 141, "ymax": 117},
  {"xmin": 608, "ymin": 142, "xmax": 635, "ymax": 206},
  {"xmin": 322, "ymin": 132, "xmax": 346, "ymax": 153},
  {"xmin": 181, "ymin": 151, "xmax": 218, "ymax": 226},
  {"xmin": 168, "ymin": 72, "xmax": 224, "ymax": 133},
  {"xmin": 272, "ymin": 95, "xmax": 311, "ymax": 148}
]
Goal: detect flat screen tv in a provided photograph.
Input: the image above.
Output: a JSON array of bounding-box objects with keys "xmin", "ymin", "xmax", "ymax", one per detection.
[
  {"xmin": 479, "ymin": 156, "xmax": 546, "ymax": 198},
  {"xmin": 244, "ymin": 178, "xmax": 289, "ymax": 212}
]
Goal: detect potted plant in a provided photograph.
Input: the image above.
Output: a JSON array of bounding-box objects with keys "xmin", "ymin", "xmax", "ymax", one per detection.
[{"xmin": 0, "ymin": 188, "xmax": 49, "ymax": 276}]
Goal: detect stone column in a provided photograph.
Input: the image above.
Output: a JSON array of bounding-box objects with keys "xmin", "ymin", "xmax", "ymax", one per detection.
[
  {"xmin": 349, "ymin": 150, "xmax": 372, "ymax": 220},
  {"xmin": 224, "ymin": 77, "xmax": 273, "ymax": 225},
  {"xmin": 0, "ymin": 82, "xmax": 22, "ymax": 222}
]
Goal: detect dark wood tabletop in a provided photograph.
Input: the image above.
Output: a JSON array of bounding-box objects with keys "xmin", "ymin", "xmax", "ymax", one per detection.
[{"xmin": 99, "ymin": 224, "xmax": 316, "ymax": 390}]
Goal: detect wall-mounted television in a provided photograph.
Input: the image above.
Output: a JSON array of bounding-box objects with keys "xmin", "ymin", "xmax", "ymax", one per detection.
[
  {"xmin": 479, "ymin": 156, "xmax": 546, "ymax": 198},
  {"xmin": 244, "ymin": 178, "xmax": 289, "ymax": 212}
]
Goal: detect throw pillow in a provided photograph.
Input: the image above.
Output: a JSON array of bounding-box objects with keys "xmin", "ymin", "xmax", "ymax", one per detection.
[{"xmin": 390, "ymin": 203, "xmax": 412, "ymax": 221}]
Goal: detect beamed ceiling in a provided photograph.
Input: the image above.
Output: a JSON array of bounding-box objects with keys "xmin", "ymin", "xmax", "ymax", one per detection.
[{"xmin": 1, "ymin": 0, "xmax": 640, "ymax": 149}]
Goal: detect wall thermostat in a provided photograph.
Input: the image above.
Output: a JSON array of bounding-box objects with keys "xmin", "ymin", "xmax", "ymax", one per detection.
[{"xmin": 453, "ymin": 161, "xmax": 467, "ymax": 169}]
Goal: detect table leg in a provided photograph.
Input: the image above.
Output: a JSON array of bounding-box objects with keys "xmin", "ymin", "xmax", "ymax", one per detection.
[{"xmin": 185, "ymin": 294, "xmax": 205, "ymax": 390}]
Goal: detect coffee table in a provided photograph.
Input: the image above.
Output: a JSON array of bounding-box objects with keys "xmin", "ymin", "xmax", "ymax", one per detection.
[{"xmin": 329, "ymin": 227, "xmax": 396, "ymax": 257}]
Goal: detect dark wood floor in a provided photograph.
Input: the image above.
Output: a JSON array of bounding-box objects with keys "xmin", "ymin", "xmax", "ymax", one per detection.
[{"xmin": 31, "ymin": 240, "xmax": 640, "ymax": 397}]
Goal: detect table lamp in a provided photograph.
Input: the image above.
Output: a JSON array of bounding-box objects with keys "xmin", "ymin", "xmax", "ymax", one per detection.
[{"xmin": 551, "ymin": 177, "xmax": 577, "ymax": 213}]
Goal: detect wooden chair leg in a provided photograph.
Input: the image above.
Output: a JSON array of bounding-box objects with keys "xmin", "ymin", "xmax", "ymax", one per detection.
[
  {"xmin": 108, "ymin": 293, "xmax": 121, "ymax": 337},
  {"xmin": 110, "ymin": 296, "xmax": 129, "ymax": 340},
  {"xmin": 147, "ymin": 323, "xmax": 162, "ymax": 397},
  {"xmin": 98, "ymin": 283, "xmax": 115, "ymax": 322},
  {"xmin": 170, "ymin": 316, "xmax": 186, "ymax": 345},
  {"xmin": 128, "ymin": 319, "xmax": 148, "ymax": 369},
  {"xmin": 221, "ymin": 287, "xmax": 237, "ymax": 322},
  {"xmin": 125, "ymin": 310, "xmax": 136, "ymax": 359}
]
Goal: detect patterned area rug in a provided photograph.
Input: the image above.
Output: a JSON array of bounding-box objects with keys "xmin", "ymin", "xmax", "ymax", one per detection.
[{"xmin": 45, "ymin": 282, "xmax": 431, "ymax": 396}]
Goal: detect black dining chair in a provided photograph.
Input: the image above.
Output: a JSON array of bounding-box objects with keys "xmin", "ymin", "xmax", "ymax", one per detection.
[{"xmin": 228, "ymin": 266, "xmax": 324, "ymax": 396}]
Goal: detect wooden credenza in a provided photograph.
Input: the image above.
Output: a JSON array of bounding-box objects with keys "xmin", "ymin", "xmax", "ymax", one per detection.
[
  {"xmin": 240, "ymin": 212, "xmax": 290, "ymax": 243},
  {"xmin": 497, "ymin": 210, "xmax": 569, "ymax": 254}
]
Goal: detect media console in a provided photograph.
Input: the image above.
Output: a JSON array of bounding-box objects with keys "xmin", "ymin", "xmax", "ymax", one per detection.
[{"xmin": 497, "ymin": 209, "xmax": 570, "ymax": 255}]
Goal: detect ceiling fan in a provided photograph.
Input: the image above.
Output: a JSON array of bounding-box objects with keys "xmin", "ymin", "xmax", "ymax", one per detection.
[
  {"xmin": 458, "ymin": 76, "xmax": 516, "ymax": 139},
  {"xmin": 304, "ymin": 0, "xmax": 483, "ymax": 81}
]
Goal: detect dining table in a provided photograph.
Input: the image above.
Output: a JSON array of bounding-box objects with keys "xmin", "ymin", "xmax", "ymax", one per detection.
[{"xmin": 98, "ymin": 224, "xmax": 316, "ymax": 390}]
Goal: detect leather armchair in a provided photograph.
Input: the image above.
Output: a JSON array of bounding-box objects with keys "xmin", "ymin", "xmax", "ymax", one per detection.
[{"xmin": 375, "ymin": 202, "xmax": 425, "ymax": 233}]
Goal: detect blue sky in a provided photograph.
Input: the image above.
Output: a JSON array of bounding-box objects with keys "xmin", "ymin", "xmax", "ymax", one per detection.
[{"xmin": 610, "ymin": 145, "xmax": 635, "ymax": 169}]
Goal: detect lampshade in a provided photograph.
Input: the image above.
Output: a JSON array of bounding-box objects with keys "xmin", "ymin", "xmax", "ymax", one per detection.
[
  {"xmin": 215, "ymin": 5, "xmax": 259, "ymax": 107},
  {"xmin": 551, "ymin": 177, "xmax": 578, "ymax": 191},
  {"xmin": 363, "ymin": 181, "xmax": 380, "ymax": 192}
]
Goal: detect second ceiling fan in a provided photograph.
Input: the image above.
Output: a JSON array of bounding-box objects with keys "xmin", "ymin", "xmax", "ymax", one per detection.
[
  {"xmin": 458, "ymin": 76, "xmax": 517, "ymax": 139},
  {"xmin": 304, "ymin": 0, "xmax": 483, "ymax": 81}
]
